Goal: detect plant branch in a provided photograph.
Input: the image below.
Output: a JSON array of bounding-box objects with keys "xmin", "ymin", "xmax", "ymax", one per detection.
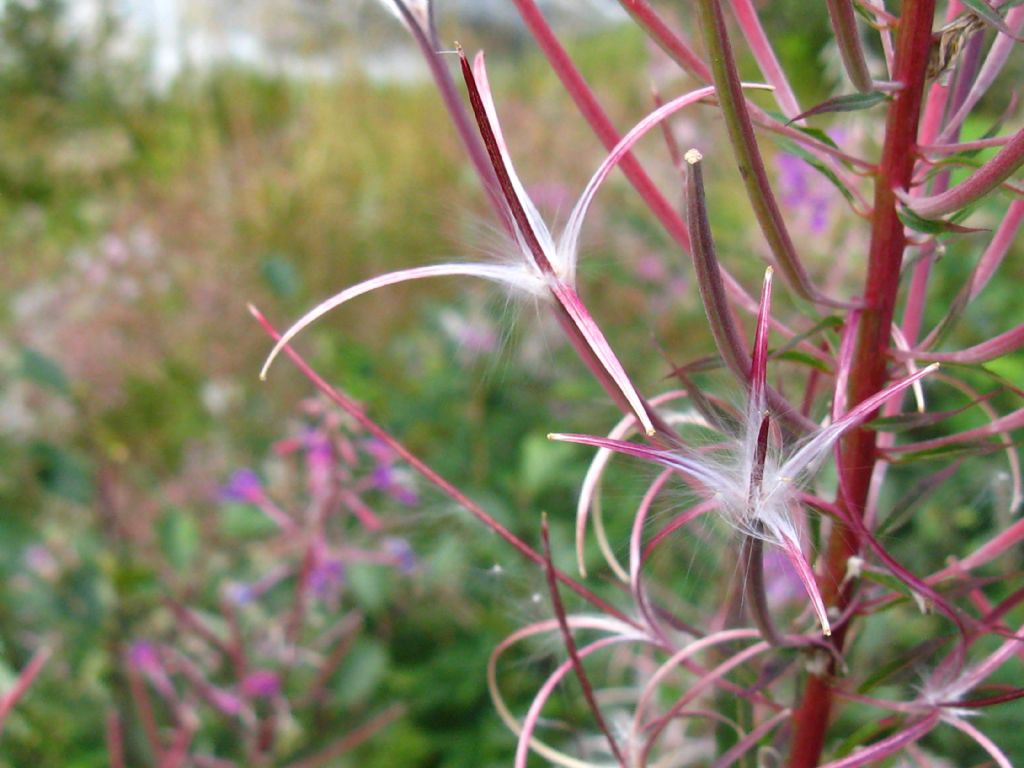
[
  {"xmin": 789, "ymin": 1, "xmax": 938, "ymax": 765},
  {"xmin": 826, "ymin": 0, "xmax": 874, "ymax": 91},
  {"xmin": 695, "ymin": 0, "xmax": 836, "ymax": 306}
]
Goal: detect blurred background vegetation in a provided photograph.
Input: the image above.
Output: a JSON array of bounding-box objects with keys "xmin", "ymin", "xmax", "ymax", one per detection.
[{"xmin": 0, "ymin": 1, "xmax": 1021, "ymax": 765}]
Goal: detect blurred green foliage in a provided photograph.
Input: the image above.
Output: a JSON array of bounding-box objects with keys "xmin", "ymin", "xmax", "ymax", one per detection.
[{"xmin": 0, "ymin": 3, "xmax": 1020, "ymax": 765}]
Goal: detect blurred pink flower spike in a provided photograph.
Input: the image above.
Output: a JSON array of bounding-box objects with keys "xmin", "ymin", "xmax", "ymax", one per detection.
[
  {"xmin": 259, "ymin": 49, "xmax": 759, "ymax": 437},
  {"xmin": 0, "ymin": 646, "xmax": 51, "ymax": 735},
  {"xmin": 553, "ymin": 269, "xmax": 940, "ymax": 637}
]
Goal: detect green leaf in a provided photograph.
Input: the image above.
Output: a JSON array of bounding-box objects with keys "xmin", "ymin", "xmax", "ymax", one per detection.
[
  {"xmin": 332, "ymin": 639, "xmax": 388, "ymax": 707},
  {"xmin": 261, "ymin": 253, "xmax": 302, "ymax": 299},
  {"xmin": 878, "ymin": 461, "xmax": 963, "ymax": 537},
  {"xmin": 775, "ymin": 349, "xmax": 832, "ymax": 373},
  {"xmin": 20, "ymin": 347, "xmax": 71, "ymax": 398},
  {"xmin": 157, "ymin": 507, "xmax": 200, "ymax": 571},
  {"xmin": 764, "ymin": 110, "xmax": 840, "ymax": 149},
  {"xmin": 667, "ymin": 354, "xmax": 724, "ymax": 377},
  {"xmin": 960, "ymin": 0, "xmax": 1023, "ymax": 39},
  {"xmin": 887, "ymin": 439, "xmax": 1012, "ymax": 465},
  {"xmin": 852, "ymin": 0, "xmax": 880, "ymax": 24},
  {"xmin": 870, "ymin": 395, "xmax": 994, "ymax": 432},
  {"xmin": 833, "ymin": 720, "xmax": 895, "ymax": 759},
  {"xmin": 858, "ymin": 568, "xmax": 920, "ymax": 607},
  {"xmin": 856, "ymin": 636, "xmax": 953, "ymax": 695},
  {"xmin": 219, "ymin": 502, "xmax": 278, "ymax": 539},
  {"xmin": 517, "ymin": 434, "xmax": 577, "ymax": 501},
  {"xmin": 31, "ymin": 442, "xmax": 93, "ymax": 504},
  {"xmin": 897, "ymin": 205, "xmax": 986, "ymax": 235},
  {"xmin": 786, "ymin": 91, "xmax": 888, "ymax": 125},
  {"xmin": 771, "ymin": 315, "xmax": 841, "ymax": 360},
  {"xmin": 349, "ymin": 562, "xmax": 395, "ymax": 613}
]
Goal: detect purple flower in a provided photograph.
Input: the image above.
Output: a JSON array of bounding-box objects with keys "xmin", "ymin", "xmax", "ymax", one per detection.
[
  {"xmin": 776, "ymin": 153, "xmax": 836, "ymax": 235},
  {"xmin": 127, "ymin": 641, "xmax": 177, "ymax": 699},
  {"xmin": 224, "ymin": 566, "xmax": 290, "ymax": 605},
  {"xmin": 308, "ymin": 556, "xmax": 346, "ymax": 597},
  {"xmin": 304, "ymin": 429, "xmax": 333, "ymax": 465},
  {"xmin": 219, "ymin": 469, "xmax": 264, "ymax": 503},
  {"xmin": 372, "ymin": 464, "xmax": 420, "ymax": 506},
  {"xmin": 362, "ymin": 438, "xmax": 395, "ymax": 464},
  {"xmin": 371, "ymin": 464, "xmax": 394, "ymax": 490},
  {"xmin": 208, "ymin": 688, "xmax": 244, "ymax": 716},
  {"xmin": 384, "ymin": 537, "xmax": 417, "ymax": 573},
  {"xmin": 224, "ymin": 581, "xmax": 256, "ymax": 605},
  {"xmin": 633, "ymin": 253, "xmax": 667, "ymax": 282},
  {"xmin": 127, "ymin": 641, "xmax": 161, "ymax": 673},
  {"xmin": 241, "ymin": 670, "xmax": 281, "ymax": 699},
  {"xmin": 304, "ymin": 428, "xmax": 335, "ymax": 498}
]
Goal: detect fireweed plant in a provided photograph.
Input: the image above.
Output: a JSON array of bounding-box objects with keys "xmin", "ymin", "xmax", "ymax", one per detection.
[
  {"xmin": 120, "ymin": 400, "xmax": 413, "ymax": 766},
  {"xmin": 255, "ymin": 0, "xmax": 1024, "ymax": 765}
]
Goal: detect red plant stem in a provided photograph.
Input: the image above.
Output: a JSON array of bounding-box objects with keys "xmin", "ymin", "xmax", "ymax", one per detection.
[
  {"xmin": 0, "ymin": 646, "xmax": 50, "ymax": 735},
  {"xmin": 788, "ymin": 2, "xmax": 937, "ymax": 766},
  {"xmin": 540, "ymin": 515, "xmax": 624, "ymax": 765},
  {"xmin": 107, "ymin": 710, "xmax": 126, "ymax": 768},
  {"xmin": 510, "ymin": 0, "xmax": 691, "ymax": 255},
  {"xmin": 619, "ymin": 0, "xmax": 712, "ymax": 81},
  {"xmin": 127, "ymin": 666, "xmax": 164, "ymax": 761},
  {"xmin": 393, "ymin": 5, "xmax": 507, "ymax": 222}
]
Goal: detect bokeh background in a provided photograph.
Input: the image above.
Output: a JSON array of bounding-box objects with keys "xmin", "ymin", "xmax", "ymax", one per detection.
[{"xmin": 1, "ymin": 1, "xmax": 1021, "ymax": 766}]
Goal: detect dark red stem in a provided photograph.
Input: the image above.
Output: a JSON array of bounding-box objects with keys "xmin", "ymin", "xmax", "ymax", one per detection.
[
  {"xmin": 788, "ymin": 2, "xmax": 937, "ymax": 766},
  {"xmin": 540, "ymin": 516, "xmax": 625, "ymax": 765}
]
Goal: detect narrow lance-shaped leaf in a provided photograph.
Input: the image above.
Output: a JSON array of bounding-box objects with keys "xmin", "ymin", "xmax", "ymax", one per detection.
[
  {"xmin": 960, "ymin": 0, "xmax": 1024, "ymax": 40},
  {"xmin": 897, "ymin": 205, "xmax": 986, "ymax": 235},
  {"xmin": 786, "ymin": 91, "xmax": 888, "ymax": 125},
  {"xmin": 887, "ymin": 403, "xmax": 1024, "ymax": 454}
]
